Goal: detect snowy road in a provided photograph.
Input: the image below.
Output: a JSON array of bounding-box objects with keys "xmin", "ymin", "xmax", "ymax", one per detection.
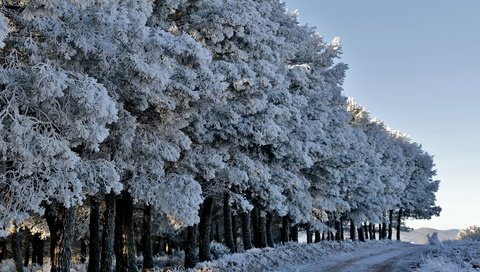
[{"xmin": 291, "ymin": 242, "xmax": 430, "ymax": 272}]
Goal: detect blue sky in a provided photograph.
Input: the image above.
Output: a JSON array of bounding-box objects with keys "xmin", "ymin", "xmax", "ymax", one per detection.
[{"xmin": 284, "ymin": 0, "xmax": 480, "ymax": 230}]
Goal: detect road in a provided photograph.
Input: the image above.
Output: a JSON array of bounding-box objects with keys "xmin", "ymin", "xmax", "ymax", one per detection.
[{"xmin": 293, "ymin": 242, "xmax": 430, "ymax": 272}]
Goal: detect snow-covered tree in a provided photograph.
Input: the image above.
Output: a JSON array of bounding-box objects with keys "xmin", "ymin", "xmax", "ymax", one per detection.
[{"xmin": 457, "ymin": 225, "xmax": 480, "ymax": 241}]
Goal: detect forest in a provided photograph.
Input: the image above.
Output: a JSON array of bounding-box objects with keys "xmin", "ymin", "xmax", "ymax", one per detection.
[{"xmin": 0, "ymin": 0, "xmax": 440, "ymax": 271}]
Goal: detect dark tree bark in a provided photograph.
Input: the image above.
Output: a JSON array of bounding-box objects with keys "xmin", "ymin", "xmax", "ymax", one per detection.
[
  {"xmin": 378, "ymin": 223, "xmax": 382, "ymax": 239},
  {"xmin": 314, "ymin": 231, "xmax": 321, "ymax": 243},
  {"xmin": 58, "ymin": 207, "xmax": 75, "ymax": 272},
  {"xmin": 396, "ymin": 208, "xmax": 403, "ymax": 241},
  {"xmin": 198, "ymin": 197, "xmax": 214, "ymax": 262},
  {"xmin": 371, "ymin": 224, "xmax": 376, "ymax": 240},
  {"xmin": 388, "ymin": 210, "xmax": 393, "ymax": 240},
  {"xmin": 241, "ymin": 211, "xmax": 253, "ymax": 250},
  {"xmin": 368, "ymin": 223, "xmax": 374, "ymax": 240},
  {"xmin": 322, "ymin": 232, "xmax": 325, "ymax": 241},
  {"xmin": 266, "ymin": 213, "xmax": 274, "ymax": 247},
  {"xmin": 257, "ymin": 211, "xmax": 267, "ymax": 248},
  {"xmin": 358, "ymin": 227, "xmax": 365, "ymax": 242},
  {"xmin": 142, "ymin": 205, "xmax": 154, "ymax": 271},
  {"xmin": 11, "ymin": 225, "xmax": 24, "ymax": 272},
  {"xmin": 382, "ymin": 222, "xmax": 387, "ymax": 240},
  {"xmin": 334, "ymin": 221, "xmax": 341, "ymax": 241},
  {"xmin": 101, "ymin": 192, "xmax": 116, "ymax": 272},
  {"xmin": 0, "ymin": 238, "xmax": 6, "ymax": 262},
  {"xmin": 31, "ymin": 233, "xmax": 44, "ymax": 265},
  {"xmin": 281, "ymin": 216, "xmax": 290, "ymax": 244},
  {"xmin": 327, "ymin": 220, "xmax": 334, "ymax": 240},
  {"xmin": 223, "ymin": 193, "xmax": 235, "ymax": 252},
  {"xmin": 306, "ymin": 224, "xmax": 313, "ymax": 244},
  {"xmin": 24, "ymin": 231, "xmax": 30, "ymax": 267},
  {"xmin": 80, "ymin": 238, "xmax": 87, "ymax": 264},
  {"xmin": 214, "ymin": 219, "xmax": 220, "ymax": 242},
  {"xmin": 115, "ymin": 191, "xmax": 137, "ymax": 272},
  {"xmin": 340, "ymin": 219, "xmax": 345, "ymax": 240},
  {"xmin": 350, "ymin": 220, "xmax": 356, "ymax": 241},
  {"xmin": 290, "ymin": 224, "xmax": 299, "ymax": 242},
  {"xmin": 88, "ymin": 197, "xmax": 100, "ymax": 272},
  {"xmin": 232, "ymin": 214, "xmax": 238, "ymax": 252},
  {"xmin": 166, "ymin": 236, "xmax": 173, "ymax": 255},
  {"xmin": 45, "ymin": 204, "xmax": 60, "ymax": 272},
  {"xmin": 251, "ymin": 207, "xmax": 260, "ymax": 247},
  {"xmin": 156, "ymin": 236, "xmax": 166, "ymax": 256},
  {"xmin": 364, "ymin": 223, "xmax": 369, "ymax": 240},
  {"xmin": 184, "ymin": 225, "xmax": 197, "ymax": 269},
  {"xmin": 45, "ymin": 203, "xmax": 76, "ymax": 272}
]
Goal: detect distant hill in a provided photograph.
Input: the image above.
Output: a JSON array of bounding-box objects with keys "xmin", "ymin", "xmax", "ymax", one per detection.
[{"xmin": 401, "ymin": 228, "xmax": 459, "ymax": 244}]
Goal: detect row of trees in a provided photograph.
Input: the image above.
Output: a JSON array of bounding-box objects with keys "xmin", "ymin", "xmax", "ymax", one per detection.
[{"xmin": 0, "ymin": 0, "xmax": 440, "ymax": 271}]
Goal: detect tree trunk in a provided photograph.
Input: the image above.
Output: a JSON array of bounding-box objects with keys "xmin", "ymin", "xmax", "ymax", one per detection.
[
  {"xmin": 358, "ymin": 227, "xmax": 365, "ymax": 242},
  {"xmin": 290, "ymin": 224, "xmax": 299, "ymax": 242},
  {"xmin": 166, "ymin": 236, "xmax": 173, "ymax": 255},
  {"xmin": 241, "ymin": 211, "xmax": 252, "ymax": 250},
  {"xmin": 45, "ymin": 204, "xmax": 59, "ymax": 272},
  {"xmin": 334, "ymin": 221, "xmax": 341, "ymax": 241},
  {"xmin": 382, "ymin": 222, "xmax": 387, "ymax": 239},
  {"xmin": 266, "ymin": 213, "xmax": 274, "ymax": 247},
  {"xmin": 0, "ymin": 238, "xmax": 6, "ymax": 262},
  {"xmin": 232, "ymin": 214, "xmax": 238, "ymax": 252},
  {"xmin": 396, "ymin": 208, "xmax": 403, "ymax": 241},
  {"xmin": 322, "ymin": 232, "xmax": 325, "ymax": 241},
  {"xmin": 281, "ymin": 216, "xmax": 290, "ymax": 244},
  {"xmin": 350, "ymin": 220, "xmax": 356, "ymax": 241},
  {"xmin": 364, "ymin": 223, "xmax": 369, "ymax": 240},
  {"xmin": 371, "ymin": 224, "xmax": 376, "ymax": 240},
  {"xmin": 156, "ymin": 236, "xmax": 165, "ymax": 256},
  {"xmin": 101, "ymin": 192, "xmax": 116, "ymax": 272},
  {"xmin": 223, "ymin": 193, "xmax": 235, "ymax": 252},
  {"xmin": 88, "ymin": 197, "xmax": 100, "ymax": 272},
  {"xmin": 184, "ymin": 225, "xmax": 197, "ymax": 269},
  {"xmin": 306, "ymin": 223, "xmax": 313, "ymax": 244},
  {"xmin": 340, "ymin": 219, "xmax": 344, "ymax": 240},
  {"xmin": 251, "ymin": 207, "xmax": 260, "ymax": 247},
  {"xmin": 142, "ymin": 205, "xmax": 154, "ymax": 271},
  {"xmin": 80, "ymin": 238, "xmax": 87, "ymax": 264},
  {"xmin": 31, "ymin": 233, "xmax": 43, "ymax": 265},
  {"xmin": 257, "ymin": 211, "xmax": 267, "ymax": 248},
  {"xmin": 11, "ymin": 225, "xmax": 24, "ymax": 272},
  {"xmin": 198, "ymin": 197, "xmax": 214, "ymax": 262},
  {"xmin": 369, "ymin": 223, "xmax": 374, "ymax": 240},
  {"xmin": 327, "ymin": 220, "xmax": 334, "ymax": 240},
  {"xmin": 388, "ymin": 210, "xmax": 393, "ymax": 240},
  {"xmin": 115, "ymin": 191, "xmax": 137, "ymax": 272},
  {"xmin": 314, "ymin": 231, "xmax": 321, "ymax": 243},
  {"xmin": 214, "ymin": 219, "xmax": 220, "ymax": 242},
  {"xmin": 59, "ymin": 207, "xmax": 75, "ymax": 272},
  {"xmin": 45, "ymin": 203, "xmax": 76, "ymax": 272},
  {"xmin": 24, "ymin": 231, "xmax": 30, "ymax": 267}
]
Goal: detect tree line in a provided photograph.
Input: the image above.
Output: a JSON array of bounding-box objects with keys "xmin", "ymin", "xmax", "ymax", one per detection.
[{"xmin": 0, "ymin": 0, "xmax": 440, "ymax": 271}]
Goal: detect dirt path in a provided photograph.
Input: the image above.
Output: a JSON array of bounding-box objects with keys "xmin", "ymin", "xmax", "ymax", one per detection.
[{"xmin": 294, "ymin": 243, "xmax": 430, "ymax": 272}]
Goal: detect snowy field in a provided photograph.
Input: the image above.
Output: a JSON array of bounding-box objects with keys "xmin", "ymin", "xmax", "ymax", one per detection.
[
  {"xmin": 1, "ymin": 240, "xmax": 479, "ymax": 271},
  {"xmin": 416, "ymin": 240, "xmax": 480, "ymax": 272},
  {"xmin": 189, "ymin": 241, "xmax": 428, "ymax": 272}
]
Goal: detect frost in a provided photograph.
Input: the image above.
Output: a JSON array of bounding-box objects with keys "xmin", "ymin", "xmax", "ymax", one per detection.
[{"xmin": 0, "ymin": 13, "xmax": 10, "ymax": 49}]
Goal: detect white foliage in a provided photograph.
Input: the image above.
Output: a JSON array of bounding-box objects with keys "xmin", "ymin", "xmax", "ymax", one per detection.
[{"xmin": 0, "ymin": 13, "xmax": 10, "ymax": 49}]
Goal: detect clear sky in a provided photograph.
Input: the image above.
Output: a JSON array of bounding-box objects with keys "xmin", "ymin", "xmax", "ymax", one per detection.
[{"xmin": 284, "ymin": 0, "xmax": 480, "ymax": 230}]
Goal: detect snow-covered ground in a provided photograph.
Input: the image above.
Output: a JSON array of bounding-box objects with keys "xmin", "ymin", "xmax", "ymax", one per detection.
[
  {"xmin": 3, "ymin": 240, "xmax": 478, "ymax": 272},
  {"xmin": 416, "ymin": 240, "xmax": 480, "ymax": 272},
  {"xmin": 191, "ymin": 240, "xmax": 429, "ymax": 272}
]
